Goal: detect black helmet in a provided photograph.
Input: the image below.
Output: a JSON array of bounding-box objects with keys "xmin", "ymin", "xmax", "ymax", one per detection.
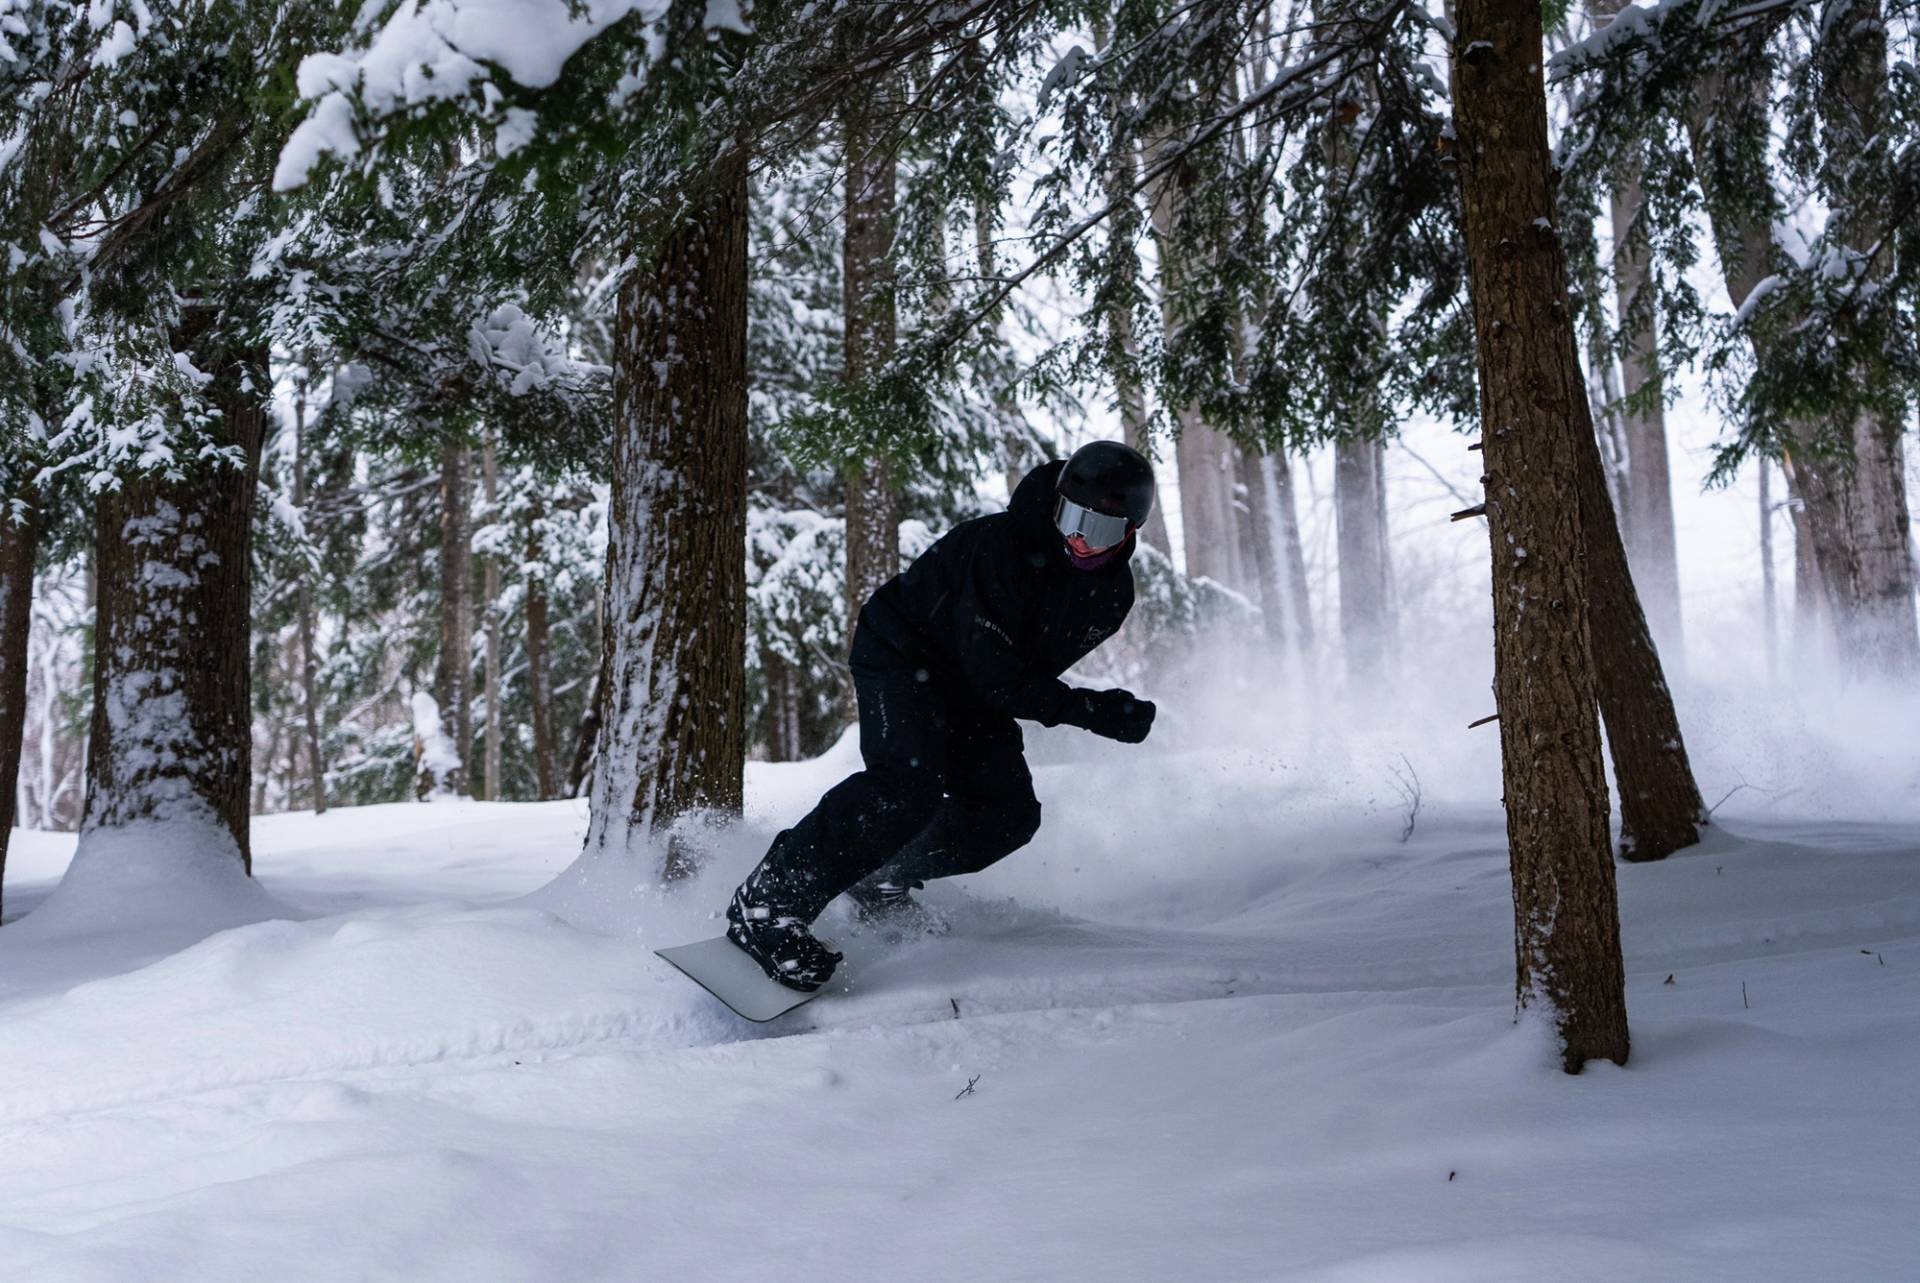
[{"xmin": 1057, "ymin": 440, "xmax": 1155, "ymax": 529}]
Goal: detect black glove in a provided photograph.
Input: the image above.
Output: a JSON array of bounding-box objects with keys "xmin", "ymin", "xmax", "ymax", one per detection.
[{"xmin": 1072, "ymin": 688, "xmax": 1156, "ymax": 744}]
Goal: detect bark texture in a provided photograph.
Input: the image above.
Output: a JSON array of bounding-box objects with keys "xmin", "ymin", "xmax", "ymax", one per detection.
[
  {"xmin": 842, "ymin": 100, "xmax": 903, "ymax": 643},
  {"xmin": 434, "ymin": 444, "xmax": 471, "ymax": 796},
  {"xmin": 481, "ymin": 441, "xmax": 502, "ymax": 801},
  {"xmin": 1175, "ymin": 418, "xmax": 1249, "ymax": 589},
  {"xmin": 583, "ymin": 159, "xmax": 750, "ymax": 863},
  {"xmin": 84, "ymin": 337, "xmax": 267, "ymax": 872},
  {"xmin": 1452, "ymin": 0, "xmax": 1630, "ymax": 1071},
  {"xmin": 1780, "ymin": 455, "xmax": 1826, "ymax": 664},
  {"xmin": 524, "ymin": 504, "xmax": 557, "ymax": 801},
  {"xmin": 1267, "ymin": 451, "xmax": 1316, "ymax": 656},
  {"xmin": 1759, "ymin": 457, "xmax": 1779, "ymax": 677},
  {"xmin": 1094, "ymin": 17, "xmax": 1173, "ymax": 555},
  {"xmin": 292, "ymin": 386, "xmax": 327, "ymax": 814},
  {"xmin": 1239, "ymin": 450, "xmax": 1285, "ymax": 649},
  {"xmin": 0, "ymin": 487, "xmax": 42, "ymax": 914},
  {"xmin": 1144, "ymin": 127, "xmax": 1252, "ymax": 592},
  {"xmin": 1608, "ymin": 173, "xmax": 1684, "ymax": 661},
  {"xmin": 763, "ymin": 649, "xmax": 802, "ymax": 763},
  {"xmin": 1334, "ymin": 436, "xmax": 1393, "ymax": 682},
  {"xmin": 1574, "ymin": 405, "xmax": 1705, "ymax": 861},
  {"xmin": 567, "ymin": 667, "xmax": 601, "ymax": 800}
]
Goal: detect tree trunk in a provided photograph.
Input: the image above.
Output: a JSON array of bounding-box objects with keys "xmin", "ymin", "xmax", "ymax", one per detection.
[
  {"xmin": 1573, "ymin": 405, "xmax": 1705, "ymax": 860},
  {"xmin": 1239, "ymin": 450, "xmax": 1285, "ymax": 649},
  {"xmin": 1143, "ymin": 124, "xmax": 1249, "ymax": 591},
  {"xmin": 567, "ymin": 659, "xmax": 602, "ymax": 801},
  {"xmin": 1112, "ymin": 290, "xmax": 1174, "ymax": 555},
  {"xmin": 434, "ymin": 443, "xmax": 471, "ymax": 796},
  {"xmin": 83, "ymin": 335, "xmax": 267, "ymax": 873},
  {"xmin": 254, "ymin": 715, "xmax": 279, "ymax": 817},
  {"xmin": 291, "ymin": 380, "xmax": 327, "ymax": 815},
  {"xmin": 1172, "ymin": 420, "xmax": 1240, "ymax": 589},
  {"xmin": 1759, "ymin": 457, "xmax": 1779, "ymax": 680},
  {"xmin": 524, "ymin": 501, "xmax": 557, "ymax": 801},
  {"xmin": 1608, "ymin": 170, "xmax": 1684, "ymax": 664},
  {"xmin": 1335, "ymin": 436, "xmax": 1392, "ymax": 683},
  {"xmin": 1267, "ymin": 450, "xmax": 1316, "ymax": 656},
  {"xmin": 1686, "ymin": 58, "xmax": 1918, "ymax": 677},
  {"xmin": 1538, "ymin": 18, "xmax": 1709, "ymax": 862},
  {"xmin": 0, "ymin": 484, "xmax": 42, "ymax": 915},
  {"xmin": 568, "ymin": 565, "xmax": 605, "ymax": 802},
  {"xmin": 1452, "ymin": 0, "xmax": 1629, "ymax": 1071},
  {"xmin": 481, "ymin": 440, "xmax": 502, "ymax": 802},
  {"xmin": 1093, "ymin": 19, "xmax": 1173, "ymax": 555},
  {"xmin": 1585, "ymin": 309, "xmax": 1632, "ymax": 517},
  {"xmin": 582, "ymin": 157, "xmax": 750, "ymax": 866},
  {"xmin": 842, "ymin": 98, "xmax": 902, "ymax": 644},
  {"xmin": 763, "ymin": 649, "xmax": 801, "ymax": 763},
  {"xmin": 973, "ymin": 199, "xmax": 1036, "ymax": 504},
  {"xmin": 1778, "ymin": 452, "xmax": 1828, "ymax": 666},
  {"xmin": 1591, "ymin": 0, "xmax": 1684, "ymax": 663}
]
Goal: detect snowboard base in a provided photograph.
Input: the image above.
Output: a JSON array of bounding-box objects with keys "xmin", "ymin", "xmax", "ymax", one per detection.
[{"xmin": 656, "ymin": 934, "xmax": 822, "ymax": 1022}]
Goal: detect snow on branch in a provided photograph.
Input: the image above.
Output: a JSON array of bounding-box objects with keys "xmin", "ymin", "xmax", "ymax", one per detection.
[
  {"xmin": 274, "ymin": 0, "xmax": 681, "ymax": 191},
  {"xmin": 1546, "ymin": 0, "xmax": 1808, "ymax": 79},
  {"xmin": 466, "ymin": 303, "xmax": 607, "ymax": 399}
]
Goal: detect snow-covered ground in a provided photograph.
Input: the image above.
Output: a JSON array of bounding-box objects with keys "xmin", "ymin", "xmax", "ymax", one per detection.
[{"xmin": 3, "ymin": 687, "xmax": 1918, "ymax": 1282}]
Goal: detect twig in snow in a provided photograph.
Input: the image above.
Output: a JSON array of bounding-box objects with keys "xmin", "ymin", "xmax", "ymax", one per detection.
[
  {"xmin": 950, "ymin": 997, "xmax": 961, "ymax": 1019},
  {"xmin": 1861, "ymin": 950, "xmax": 1885, "ymax": 966},
  {"xmin": 1742, "ymin": 981, "xmax": 1749, "ymax": 1009},
  {"xmin": 954, "ymin": 1075, "xmax": 980, "ymax": 1100},
  {"xmin": 1386, "ymin": 755, "xmax": 1422, "ymax": 844},
  {"xmin": 1705, "ymin": 770, "xmax": 1791, "ymax": 820},
  {"xmin": 1706, "ymin": 781, "xmax": 1752, "ymax": 817}
]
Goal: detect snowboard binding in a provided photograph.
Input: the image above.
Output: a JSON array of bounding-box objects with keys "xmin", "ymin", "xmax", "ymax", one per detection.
[
  {"xmin": 726, "ymin": 885, "xmax": 843, "ymax": 992},
  {"xmin": 845, "ymin": 877, "xmax": 948, "ymax": 941}
]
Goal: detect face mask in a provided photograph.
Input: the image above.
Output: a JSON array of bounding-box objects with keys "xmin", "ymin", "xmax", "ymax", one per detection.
[{"xmin": 1052, "ymin": 494, "xmax": 1131, "ymax": 551}]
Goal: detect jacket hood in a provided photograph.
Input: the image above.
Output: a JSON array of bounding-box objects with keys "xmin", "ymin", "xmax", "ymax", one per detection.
[{"xmin": 1009, "ymin": 459, "xmax": 1137, "ymax": 571}]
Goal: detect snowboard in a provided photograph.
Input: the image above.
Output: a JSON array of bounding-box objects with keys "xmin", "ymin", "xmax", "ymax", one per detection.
[{"xmin": 656, "ymin": 934, "xmax": 823, "ymax": 1022}]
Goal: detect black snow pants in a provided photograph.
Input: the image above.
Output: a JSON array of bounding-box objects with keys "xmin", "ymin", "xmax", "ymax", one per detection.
[{"xmin": 745, "ymin": 629, "xmax": 1044, "ymax": 923}]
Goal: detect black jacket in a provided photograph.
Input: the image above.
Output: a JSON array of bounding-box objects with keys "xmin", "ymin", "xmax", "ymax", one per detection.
[{"xmin": 854, "ymin": 459, "xmax": 1137, "ymax": 726}]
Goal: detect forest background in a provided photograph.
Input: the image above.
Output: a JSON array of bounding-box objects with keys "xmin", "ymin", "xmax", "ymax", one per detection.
[{"xmin": 2, "ymin": 0, "xmax": 1917, "ymax": 1071}]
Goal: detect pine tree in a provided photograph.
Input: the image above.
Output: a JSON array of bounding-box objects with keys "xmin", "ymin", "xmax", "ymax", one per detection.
[
  {"xmin": 1453, "ymin": 0, "xmax": 1630, "ymax": 1071},
  {"xmin": 582, "ymin": 156, "xmax": 751, "ymax": 868},
  {"xmin": 842, "ymin": 92, "xmax": 904, "ymax": 646},
  {"xmin": 86, "ymin": 334, "xmax": 270, "ymax": 869}
]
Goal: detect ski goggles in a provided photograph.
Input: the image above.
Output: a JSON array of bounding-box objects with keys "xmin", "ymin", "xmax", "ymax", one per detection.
[{"xmin": 1052, "ymin": 494, "xmax": 1133, "ymax": 550}]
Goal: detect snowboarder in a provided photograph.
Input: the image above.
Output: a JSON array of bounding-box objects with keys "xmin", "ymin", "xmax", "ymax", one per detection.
[{"xmin": 726, "ymin": 440, "xmax": 1160, "ymax": 991}]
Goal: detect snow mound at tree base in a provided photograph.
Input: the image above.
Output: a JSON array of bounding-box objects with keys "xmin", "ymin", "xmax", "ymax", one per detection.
[
  {"xmin": 0, "ymin": 820, "xmax": 296, "ymax": 1002},
  {"xmin": 9, "ymin": 819, "xmax": 291, "ymax": 944}
]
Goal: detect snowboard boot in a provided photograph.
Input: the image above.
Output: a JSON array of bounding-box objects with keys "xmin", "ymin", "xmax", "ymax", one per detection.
[
  {"xmin": 845, "ymin": 877, "xmax": 946, "ymax": 940},
  {"xmin": 726, "ymin": 884, "xmax": 842, "ymax": 992}
]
